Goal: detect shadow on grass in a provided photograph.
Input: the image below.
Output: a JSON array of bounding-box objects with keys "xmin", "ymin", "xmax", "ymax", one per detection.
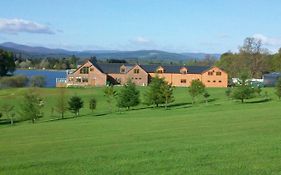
[{"xmin": 245, "ymin": 98, "xmax": 272, "ymax": 104}]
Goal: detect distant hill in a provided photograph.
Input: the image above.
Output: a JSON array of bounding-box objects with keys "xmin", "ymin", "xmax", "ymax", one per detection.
[{"xmin": 0, "ymin": 42, "xmax": 221, "ymax": 61}]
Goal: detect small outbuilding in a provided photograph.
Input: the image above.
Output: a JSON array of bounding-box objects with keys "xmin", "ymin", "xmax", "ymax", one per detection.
[{"xmin": 263, "ymin": 72, "xmax": 281, "ymax": 87}]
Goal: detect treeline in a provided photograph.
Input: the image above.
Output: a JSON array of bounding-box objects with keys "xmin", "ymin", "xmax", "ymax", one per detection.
[
  {"xmin": 216, "ymin": 37, "xmax": 281, "ymax": 78},
  {"xmin": 15, "ymin": 55, "xmax": 79, "ymax": 70}
]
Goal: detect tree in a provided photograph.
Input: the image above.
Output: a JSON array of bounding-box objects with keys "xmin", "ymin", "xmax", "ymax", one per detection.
[
  {"xmin": 203, "ymin": 92, "xmax": 210, "ymax": 104},
  {"xmin": 231, "ymin": 74, "xmax": 255, "ymax": 103},
  {"xmin": 89, "ymin": 97, "xmax": 97, "ymax": 112},
  {"xmin": 188, "ymin": 80, "xmax": 205, "ymax": 104},
  {"xmin": 161, "ymin": 82, "xmax": 174, "ymax": 109},
  {"xmin": 68, "ymin": 96, "xmax": 83, "ymax": 117},
  {"xmin": 55, "ymin": 88, "xmax": 68, "ymax": 119},
  {"xmin": 1, "ymin": 104, "xmax": 15, "ymax": 125},
  {"xmin": 0, "ymin": 49, "xmax": 16, "ymax": 77},
  {"xmin": 225, "ymin": 88, "xmax": 232, "ymax": 98},
  {"xmin": 21, "ymin": 89, "xmax": 44, "ymax": 123},
  {"xmin": 144, "ymin": 76, "xmax": 166, "ymax": 107},
  {"xmin": 275, "ymin": 77, "xmax": 281, "ymax": 100},
  {"xmin": 104, "ymin": 85, "xmax": 117, "ymax": 112},
  {"xmin": 30, "ymin": 76, "xmax": 46, "ymax": 87},
  {"xmin": 117, "ymin": 80, "xmax": 140, "ymax": 110}
]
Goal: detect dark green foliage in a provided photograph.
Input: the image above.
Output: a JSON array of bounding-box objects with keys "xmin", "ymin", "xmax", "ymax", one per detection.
[
  {"xmin": 30, "ymin": 76, "xmax": 46, "ymax": 87},
  {"xmin": 188, "ymin": 80, "xmax": 205, "ymax": 104},
  {"xmin": 275, "ymin": 78, "xmax": 281, "ymax": 100},
  {"xmin": 0, "ymin": 75, "xmax": 28, "ymax": 88},
  {"xmin": 203, "ymin": 92, "xmax": 210, "ymax": 104},
  {"xmin": 117, "ymin": 80, "xmax": 140, "ymax": 110},
  {"xmin": 231, "ymin": 74, "xmax": 255, "ymax": 103},
  {"xmin": 145, "ymin": 76, "xmax": 173, "ymax": 107},
  {"xmin": 68, "ymin": 96, "xmax": 83, "ymax": 117},
  {"xmin": 89, "ymin": 97, "xmax": 97, "ymax": 112},
  {"xmin": 225, "ymin": 88, "xmax": 232, "ymax": 98},
  {"xmin": 20, "ymin": 89, "xmax": 44, "ymax": 123},
  {"xmin": 0, "ymin": 49, "xmax": 16, "ymax": 76},
  {"xmin": 104, "ymin": 85, "xmax": 117, "ymax": 112}
]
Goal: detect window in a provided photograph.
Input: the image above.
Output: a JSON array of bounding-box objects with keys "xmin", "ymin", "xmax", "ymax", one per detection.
[
  {"xmin": 69, "ymin": 77, "xmax": 74, "ymax": 82},
  {"xmin": 181, "ymin": 79, "xmax": 187, "ymax": 83},
  {"xmin": 139, "ymin": 78, "xmax": 142, "ymax": 80},
  {"xmin": 90, "ymin": 68, "xmax": 94, "ymax": 72},
  {"xmin": 208, "ymin": 72, "xmax": 213, "ymax": 76},
  {"xmin": 120, "ymin": 68, "xmax": 126, "ymax": 73},
  {"xmin": 157, "ymin": 70, "xmax": 164, "ymax": 73},
  {"xmin": 135, "ymin": 78, "xmax": 138, "ymax": 80},
  {"xmin": 213, "ymin": 80, "xmax": 216, "ymax": 83},
  {"xmin": 207, "ymin": 80, "xmax": 210, "ymax": 82},
  {"xmin": 76, "ymin": 77, "xmax": 82, "ymax": 82},
  {"xmin": 219, "ymin": 80, "xmax": 222, "ymax": 83},
  {"xmin": 82, "ymin": 77, "xmax": 88, "ymax": 83},
  {"xmin": 80, "ymin": 67, "xmax": 89, "ymax": 74},
  {"xmin": 134, "ymin": 69, "xmax": 140, "ymax": 74},
  {"xmin": 216, "ymin": 72, "xmax": 222, "ymax": 76}
]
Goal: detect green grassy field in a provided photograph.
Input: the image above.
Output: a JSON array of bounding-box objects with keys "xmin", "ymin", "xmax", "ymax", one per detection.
[{"xmin": 0, "ymin": 87, "xmax": 281, "ymax": 175}]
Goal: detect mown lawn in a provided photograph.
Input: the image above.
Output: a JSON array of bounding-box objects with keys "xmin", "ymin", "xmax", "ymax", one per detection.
[{"xmin": 0, "ymin": 87, "xmax": 281, "ymax": 175}]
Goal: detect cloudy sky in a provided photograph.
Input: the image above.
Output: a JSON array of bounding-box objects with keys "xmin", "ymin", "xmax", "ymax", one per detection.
[{"xmin": 1, "ymin": 0, "xmax": 281, "ymax": 53}]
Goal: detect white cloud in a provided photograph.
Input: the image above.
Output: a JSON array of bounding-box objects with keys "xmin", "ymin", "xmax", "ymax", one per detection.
[
  {"xmin": 0, "ymin": 18, "xmax": 55, "ymax": 34},
  {"xmin": 130, "ymin": 36, "xmax": 151, "ymax": 44},
  {"xmin": 253, "ymin": 33, "xmax": 281, "ymax": 46}
]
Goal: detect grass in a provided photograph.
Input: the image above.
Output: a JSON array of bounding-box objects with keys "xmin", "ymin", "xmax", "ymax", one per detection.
[{"xmin": 0, "ymin": 87, "xmax": 281, "ymax": 175}]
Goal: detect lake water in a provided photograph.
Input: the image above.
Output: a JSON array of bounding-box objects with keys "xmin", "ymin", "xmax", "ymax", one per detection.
[{"xmin": 14, "ymin": 70, "xmax": 67, "ymax": 87}]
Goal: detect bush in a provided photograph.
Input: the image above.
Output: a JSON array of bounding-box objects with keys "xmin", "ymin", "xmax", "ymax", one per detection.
[
  {"xmin": 0, "ymin": 75, "xmax": 29, "ymax": 88},
  {"xmin": 30, "ymin": 76, "xmax": 46, "ymax": 87}
]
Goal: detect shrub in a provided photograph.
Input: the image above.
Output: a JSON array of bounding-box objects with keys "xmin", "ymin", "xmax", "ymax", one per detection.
[
  {"xmin": 30, "ymin": 75, "xmax": 46, "ymax": 87},
  {"xmin": 0, "ymin": 75, "xmax": 29, "ymax": 88}
]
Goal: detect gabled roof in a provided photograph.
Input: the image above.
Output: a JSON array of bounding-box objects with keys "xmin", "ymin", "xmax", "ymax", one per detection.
[
  {"xmin": 94, "ymin": 63, "xmax": 134, "ymax": 74},
  {"xmin": 139, "ymin": 65, "xmax": 210, "ymax": 74},
  {"xmin": 86, "ymin": 60, "xmax": 211, "ymax": 74}
]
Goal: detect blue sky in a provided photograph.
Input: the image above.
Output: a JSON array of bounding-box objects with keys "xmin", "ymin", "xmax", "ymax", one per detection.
[{"xmin": 1, "ymin": 0, "xmax": 281, "ymax": 53}]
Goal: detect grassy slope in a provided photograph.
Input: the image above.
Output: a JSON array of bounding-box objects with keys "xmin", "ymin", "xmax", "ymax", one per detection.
[{"xmin": 0, "ymin": 88, "xmax": 281, "ymax": 175}]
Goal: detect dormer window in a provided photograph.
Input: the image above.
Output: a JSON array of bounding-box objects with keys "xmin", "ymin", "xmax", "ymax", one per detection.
[
  {"xmin": 120, "ymin": 68, "xmax": 126, "ymax": 73},
  {"xmin": 157, "ymin": 69, "xmax": 164, "ymax": 73},
  {"xmin": 80, "ymin": 67, "xmax": 89, "ymax": 74},
  {"xmin": 156, "ymin": 66, "xmax": 164, "ymax": 74},
  {"xmin": 180, "ymin": 67, "xmax": 188, "ymax": 74},
  {"xmin": 120, "ymin": 65, "xmax": 126, "ymax": 73}
]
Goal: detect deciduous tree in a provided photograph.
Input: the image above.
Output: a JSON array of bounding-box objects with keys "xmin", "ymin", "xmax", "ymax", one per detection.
[
  {"xmin": 89, "ymin": 97, "xmax": 97, "ymax": 112},
  {"xmin": 55, "ymin": 88, "xmax": 68, "ymax": 119},
  {"xmin": 188, "ymin": 80, "xmax": 205, "ymax": 104},
  {"xmin": 231, "ymin": 74, "xmax": 255, "ymax": 103}
]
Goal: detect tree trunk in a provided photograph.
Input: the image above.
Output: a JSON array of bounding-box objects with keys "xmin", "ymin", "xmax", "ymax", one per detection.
[
  {"xmin": 241, "ymin": 98, "xmax": 244, "ymax": 103},
  {"xmin": 10, "ymin": 118, "xmax": 13, "ymax": 125}
]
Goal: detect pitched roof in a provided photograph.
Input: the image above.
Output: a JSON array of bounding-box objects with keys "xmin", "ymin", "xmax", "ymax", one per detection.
[
  {"xmin": 88, "ymin": 60, "xmax": 210, "ymax": 74},
  {"xmin": 139, "ymin": 65, "xmax": 210, "ymax": 74},
  {"xmin": 94, "ymin": 63, "xmax": 134, "ymax": 74}
]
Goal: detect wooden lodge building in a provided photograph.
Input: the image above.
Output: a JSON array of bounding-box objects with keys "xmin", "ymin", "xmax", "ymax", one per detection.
[{"xmin": 56, "ymin": 60, "xmax": 228, "ymax": 87}]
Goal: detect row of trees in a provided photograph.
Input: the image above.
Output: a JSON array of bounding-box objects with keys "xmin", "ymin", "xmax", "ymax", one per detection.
[{"xmin": 2, "ymin": 76, "xmax": 281, "ymax": 125}]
